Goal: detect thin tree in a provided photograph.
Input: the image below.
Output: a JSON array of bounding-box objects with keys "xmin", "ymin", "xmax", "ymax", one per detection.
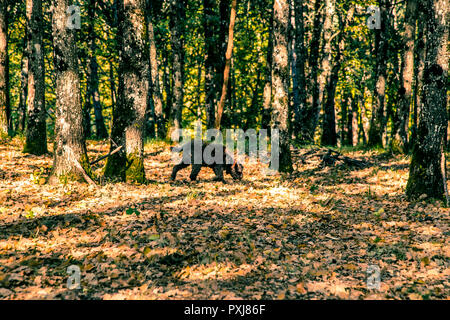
[
  {"xmin": 368, "ymin": 0, "xmax": 389, "ymax": 147},
  {"xmin": 272, "ymin": 0, "xmax": 293, "ymax": 173},
  {"xmin": 104, "ymin": 0, "xmax": 149, "ymax": 183},
  {"xmin": 411, "ymin": 1, "xmax": 426, "ymax": 146},
  {"xmin": 148, "ymin": 9, "xmax": 165, "ymax": 139},
  {"xmin": 321, "ymin": 7, "xmax": 352, "ymax": 146},
  {"xmin": 17, "ymin": 32, "xmax": 28, "ymax": 133},
  {"xmin": 406, "ymin": 0, "xmax": 448, "ymax": 200},
  {"xmin": 49, "ymin": 0, "xmax": 93, "ymax": 184},
  {"xmin": 302, "ymin": 0, "xmax": 323, "ymax": 143},
  {"xmin": 23, "ymin": 0, "xmax": 47, "ymax": 155},
  {"xmin": 203, "ymin": 0, "xmax": 218, "ymax": 128},
  {"xmin": 0, "ymin": 0, "xmax": 10, "ymax": 136},
  {"xmin": 291, "ymin": 0, "xmax": 307, "ymax": 143},
  {"xmin": 391, "ymin": 0, "xmax": 416, "ymax": 153},
  {"xmin": 261, "ymin": 6, "xmax": 273, "ymax": 131},
  {"xmin": 87, "ymin": 0, "xmax": 108, "ymax": 140},
  {"xmin": 215, "ymin": 0, "xmax": 237, "ymax": 129},
  {"xmin": 167, "ymin": 0, "xmax": 185, "ymax": 140}
]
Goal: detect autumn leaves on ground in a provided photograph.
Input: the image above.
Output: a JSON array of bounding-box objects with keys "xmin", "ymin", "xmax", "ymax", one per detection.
[{"xmin": 0, "ymin": 136, "xmax": 448, "ymax": 300}]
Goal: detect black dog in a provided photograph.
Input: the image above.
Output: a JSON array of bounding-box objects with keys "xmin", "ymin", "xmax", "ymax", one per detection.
[{"xmin": 170, "ymin": 140, "xmax": 243, "ymax": 182}]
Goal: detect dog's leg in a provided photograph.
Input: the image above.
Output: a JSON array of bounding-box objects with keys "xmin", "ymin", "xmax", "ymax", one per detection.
[
  {"xmin": 171, "ymin": 163, "xmax": 188, "ymax": 180},
  {"xmin": 213, "ymin": 164, "xmax": 225, "ymax": 182},
  {"xmin": 190, "ymin": 164, "xmax": 202, "ymax": 181}
]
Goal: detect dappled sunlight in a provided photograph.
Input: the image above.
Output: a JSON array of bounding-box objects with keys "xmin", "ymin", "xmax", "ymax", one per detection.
[
  {"xmin": 175, "ymin": 262, "xmax": 255, "ymax": 281},
  {"xmin": 0, "ymin": 139, "xmax": 449, "ymax": 299}
]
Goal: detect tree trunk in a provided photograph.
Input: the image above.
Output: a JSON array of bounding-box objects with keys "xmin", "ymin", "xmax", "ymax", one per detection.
[
  {"xmin": 368, "ymin": 0, "xmax": 389, "ymax": 147},
  {"xmin": 162, "ymin": 53, "xmax": 172, "ymax": 124},
  {"xmin": 104, "ymin": 0, "xmax": 149, "ymax": 183},
  {"xmin": 0, "ymin": 0, "xmax": 10, "ymax": 136},
  {"xmin": 83, "ymin": 95, "xmax": 92, "ymax": 138},
  {"xmin": 148, "ymin": 13, "xmax": 165, "ymax": 139},
  {"xmin": 167, "ymin": 0, "xmax": 185, "ymax": 140},
  {"xmin": 91, "ymin": 59, "xmax": 108, "ymax": 139},
  {"xmin": 203, "ymin": 0, "xmax": 218, "ymax": 129},
  {"xmin": 316, "ymin": 0, "xmax": 333, "ymax": 144},
  {"xmin": 411, "ymin": 4, "xmax": 426, "ymax": 147},
  {"xmin": 261, "ymin": 8, "xmax": 273, "ymax": 131},
  {"xmin": 321, "ymin": 8, "xmax": 350, "ymax": 147},
  {"xmin": 391, "ymin": 0, "xmax": 416, "ymax": 153},
  {"xmin": 109, "ymin": 58, "xmax": 116, "ymax": 124},
  {"xmin": 23, "ymin": 0, "xmax": 47, "ymax": 154},
  {"xmin": 17, "ymin": 33, "xmax": 28, "ymax": 133},
  {"xmin": 346, "ymin": 96, "xmax": 358, "ymax": 146},
  {"xmin": 215, "ymin": 0, "xmax": 237, "ymax": 129},
  {"xmin": 85, "ymin": 0, "xmax": 108, "ymax": 140},
  {"xmin": 272, "ymin": 0, "xmax": 292, "ymax": 173},
  {"xmin": 291, "ymin": 0, "xmax": 307, "ymax": 143},
  {"xmin": 406, "ymin": 0, "xmax": 448, "ymax": 201},
  {"xmin": 245, "ymin": 69, "xmax": 260, "ymax": 130},
  {"xmin": 302, "ymin": 0, "xmax": 323, "ymax": 143},
  {"xmin": 321, "ymin": 62, "xmax": 339, "ymax": 146},
  {"xmin": 49, "ymin": 0, "xmax": 92, "ymax": 184}
]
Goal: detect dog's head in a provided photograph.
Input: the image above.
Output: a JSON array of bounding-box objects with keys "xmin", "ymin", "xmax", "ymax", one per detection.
[{"xmin": 230, "ymin": 160, "xmax": 244, "ymax": 180}]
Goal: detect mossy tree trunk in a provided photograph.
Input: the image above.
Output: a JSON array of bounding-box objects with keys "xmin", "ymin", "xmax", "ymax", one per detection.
[
  {"xmin": 104, "ymin": 0, "xmax": 149, "ymax": 183},
  {"xmin": 23, "ymin": 0, "xmax": 47, "ymax": 155},
  {"xmin": 272, "ymin": 0, "xmax": 293, "ymax": 173},
  {"xmin": 406, "ymin": 0, "xmax": 448, "ymax": 201},
  {"xmin": 0, "ymin": 0, "xmax": 11, "ymax": 136},
  {"xmin": 49, "ymin": 0, "xmax": 92, "ymax": 184}
]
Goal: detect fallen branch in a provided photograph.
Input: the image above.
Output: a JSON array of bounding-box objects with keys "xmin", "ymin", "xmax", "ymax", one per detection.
[
  {"xmin": 321, "ymin": 149, "xmax": 370, "ymax": 168},
  {"xmin": 73, "ymin": 159, "xmax": 97, "ymax": 186},
  {"xmin": 145, "ymin": 148, "xmax": 165, "ymax": 157},
  {"xmin": 291, "ymin": 147, "xmax": 370, "ymax": 169},
  {"xmin": 90, "ymin": 145, "xmax": 123, "ymax": 165}
]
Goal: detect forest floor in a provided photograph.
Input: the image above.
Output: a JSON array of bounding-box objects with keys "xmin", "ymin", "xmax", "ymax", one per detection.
[{"xmin": 0, "ymin": 137, "xmax": 448, "ymax": 300}]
